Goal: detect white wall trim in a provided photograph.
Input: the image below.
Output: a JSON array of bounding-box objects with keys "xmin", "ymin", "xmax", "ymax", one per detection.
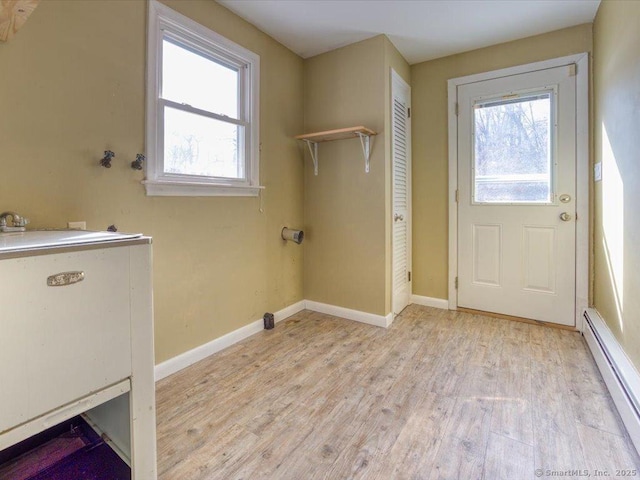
[
  {"xmin": 411, "ymin": 294, "xmax": 449, "ymax": 310},
  {"xmin": 583, "ymin": 308, "xmax": 640, "ymax": 454},
  {"xmin": 574, "ymin": 54, "xmax": 590, "ymax": 332},
  {"xmin": 270, "ymin": 300, "xmax": 304, "ymax": 322},
  {"xmin": 447, "ymin": 77, "xmax": 458, "ymax": 311},
  {"xmin": 154, "ymin": 300, "xmax": 305, "ymax": 381},
  {"xmin": 304, "ymin": 300, "xmax": 394, "ymax": 328},
  {"xmin": 447, "ymin": 53, "xmax": 590, "ymax": 329}
]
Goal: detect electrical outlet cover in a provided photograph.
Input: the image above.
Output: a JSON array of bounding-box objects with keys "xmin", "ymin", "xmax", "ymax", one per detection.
[
  {"xmin": 594, "ymin": 162, "xmax": 602, "ymax": 182},
  {"xmin": 68, "ymin": 221, "xmax": 87, "ymax": 230}
]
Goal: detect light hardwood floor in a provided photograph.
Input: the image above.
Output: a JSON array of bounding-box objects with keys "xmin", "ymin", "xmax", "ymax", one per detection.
[{"xmin": 156, "ymin": 305, "xmax": 640, "ymax": 480}]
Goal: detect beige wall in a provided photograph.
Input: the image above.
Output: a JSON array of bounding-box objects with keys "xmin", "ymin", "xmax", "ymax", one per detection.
[
  {"xmin": 303, "ymin": 35, "xmax": 408, "ymax": 316},
  {"xmin": 410, "ymin": 24, "xmax": 593, "ymax": 300},
  {"xmin": 303, "ymin": 36, "xmax": 386, "ymax": 315},
  {"xmin": 0, "ymin": 0, "xmax": 304, "ymax": 363},
  {"xmin": 593, "ymin": 0, "xmax": 640, "ymax": 369}
]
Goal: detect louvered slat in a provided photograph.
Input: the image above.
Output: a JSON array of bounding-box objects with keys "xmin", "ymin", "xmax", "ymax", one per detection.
[{"xmin": 392, "ymin": 91, "xmax": 409, "ymax": 310}]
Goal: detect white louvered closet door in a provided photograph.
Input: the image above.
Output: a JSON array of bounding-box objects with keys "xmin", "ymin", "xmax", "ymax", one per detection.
[{"xmin": 392, "ymin": 70, "xmax": 412, "ymax": 315}]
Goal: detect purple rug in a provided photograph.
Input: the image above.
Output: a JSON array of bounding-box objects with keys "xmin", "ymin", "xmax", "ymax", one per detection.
[{"xmin": 0, "ymin": 416, "xmax": 130, "ymax": 480}]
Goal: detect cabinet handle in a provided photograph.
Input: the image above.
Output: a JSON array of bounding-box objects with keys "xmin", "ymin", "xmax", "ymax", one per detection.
[{"xmin": 47, "ymin": 271, "xmax": 85, "ymax": 287}]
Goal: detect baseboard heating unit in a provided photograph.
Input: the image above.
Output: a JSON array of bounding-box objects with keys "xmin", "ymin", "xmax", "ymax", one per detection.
[{"xmin": 583, "ymin": 308, "xmax": 640, "ymax": 454}]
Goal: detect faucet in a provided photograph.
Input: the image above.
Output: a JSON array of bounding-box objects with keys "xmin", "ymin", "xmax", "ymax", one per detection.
[{"xmin": 0, "ymin": 211, "xmax": 29, "ymax": 232}]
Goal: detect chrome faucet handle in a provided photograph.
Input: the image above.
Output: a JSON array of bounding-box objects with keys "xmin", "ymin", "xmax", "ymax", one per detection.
[
  {"xmin": 0, "ymin": 212, "xmax": 29, "ymax": 230},
  {"xmin": 13, "ymin": 215, "xmax": 29, "ymax": 227},
  {"xmin": 0, "ymin": 212, "xmax": 16, "ymax": 226}
]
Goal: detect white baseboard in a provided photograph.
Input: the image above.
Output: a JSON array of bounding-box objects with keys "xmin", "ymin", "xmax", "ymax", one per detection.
[
  {"xmin": 583, "ymin": 308, "xmax": 640, "ymax": 454},
  {"xmin": 154, "ymin": 300, "xmax": 305, "ymax": 381},
  {"xmin": 411, "ymin": 294, "xmax": 449, "ymax": 310},
  {"xmin": 154, "ymin": 299, "xmax": 394, "ymax": 381},
  {"xmin": 273, "ymin": 300, "xmax": 306, "ymax": 323},
  {"xmin": 304, "ymin": 300, "xmax": 394, "ymax": 328}
]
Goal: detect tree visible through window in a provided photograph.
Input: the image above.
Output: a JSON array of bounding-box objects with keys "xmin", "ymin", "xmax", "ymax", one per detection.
[
  {"xmin": 473, "ymin": 92, "xmax": 553, "ymax": 203},
  {"xmin": 162, "ymin": 39, "xmax": 242, "ymax": 179}
]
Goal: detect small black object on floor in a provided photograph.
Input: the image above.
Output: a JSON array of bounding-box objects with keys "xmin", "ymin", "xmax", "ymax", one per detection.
[{"xmin": 264, "ymin": 312, "xmax": 275, "ymax": 330}]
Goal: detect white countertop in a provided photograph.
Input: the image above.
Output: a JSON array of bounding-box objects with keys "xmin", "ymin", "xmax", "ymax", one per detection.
[{"xmin": 0, "ymin": 230, "xmax": 144, "ymax": 253}]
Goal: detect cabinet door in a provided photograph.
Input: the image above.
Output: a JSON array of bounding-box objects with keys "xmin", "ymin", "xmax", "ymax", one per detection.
[{"xmin": 0, "ymin": 247, "xmax": 132, "ymax": 433}]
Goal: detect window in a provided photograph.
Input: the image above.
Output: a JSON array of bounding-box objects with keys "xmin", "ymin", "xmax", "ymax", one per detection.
[
  {"xmin": 473, "ymin": 90, "xmax": 555, "ymax": 204},
  {"xmin": 145, "ymin": 0, "xmax": 261, "ymax": 196}
]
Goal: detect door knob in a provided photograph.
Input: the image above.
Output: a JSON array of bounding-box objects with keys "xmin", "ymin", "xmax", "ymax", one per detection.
[
  {"xmin": 394, "ymin": 213, "xmax": 404, "ymax": 222},
  {"xmin": 559, "ymin": 212, "xmax": 572, "ymax": 222}
]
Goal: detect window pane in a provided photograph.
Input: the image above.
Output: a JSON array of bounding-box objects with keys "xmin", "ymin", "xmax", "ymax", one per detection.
[
  {"xmin": 162, "ymin": 39, "xmax": 239, "ymax": 118},
  {"xmin": 164, "ymin": 106, "xmax": 243, "ymax": 179},
  {"xmin": 474, "ymin": 93, "xmax": 552, "ymax": 203}
]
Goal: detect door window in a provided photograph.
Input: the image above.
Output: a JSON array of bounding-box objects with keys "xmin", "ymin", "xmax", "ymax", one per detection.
[{"xmin": 473, "ymin": 90, "xmax": 554, "ymax": 204}]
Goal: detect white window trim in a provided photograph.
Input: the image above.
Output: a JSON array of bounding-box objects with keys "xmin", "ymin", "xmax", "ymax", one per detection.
[{"xmin": 145, "ymin": 0, "xmax": 261, "ymax": 197}]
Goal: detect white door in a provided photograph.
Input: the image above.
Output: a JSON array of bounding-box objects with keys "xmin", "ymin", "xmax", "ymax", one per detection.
[
  {"xmin": 392, "ymin": 70, "xmax": 411, "ymax": 315},
  {"xmin": 457, "ymin": 65, "xmax": 576, "ymax": 326}
]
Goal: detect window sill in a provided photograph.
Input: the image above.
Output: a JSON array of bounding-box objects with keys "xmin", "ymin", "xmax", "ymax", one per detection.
[{"xmin": 142, "ymin": 180, "xmax": 264, "ymax": 197}]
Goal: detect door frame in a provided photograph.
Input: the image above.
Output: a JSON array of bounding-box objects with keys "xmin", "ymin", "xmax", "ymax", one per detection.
[
  {"xmin": 447, "ymin": 53, "xmax": 589, "ymax": 330},
  {"xmin": 391, "ymin": 68, "xmax": 412, "ymax": 315}
]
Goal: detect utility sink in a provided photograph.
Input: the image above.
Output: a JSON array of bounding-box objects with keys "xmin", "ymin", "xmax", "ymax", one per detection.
[{"xmin": 0, "ymin": 230, "xmax": 143, "ymax": 253}]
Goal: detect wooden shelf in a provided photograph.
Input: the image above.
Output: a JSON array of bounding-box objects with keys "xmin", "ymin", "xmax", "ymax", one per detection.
[
  {"xmin": 295, "ymin": 126, "xmax": 376, "ymax": 143},
  {"xmin": 0, "ymin": 0, "xmax": 39, "ymax": 42},
  {"xmin": 295, "ymin": 126, "xmax": 377, "ymax": 175}
]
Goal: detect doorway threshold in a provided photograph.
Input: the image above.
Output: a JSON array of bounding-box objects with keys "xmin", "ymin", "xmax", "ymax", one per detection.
[{"xmin": 457, "ymin": 307, "xmax": 578, "ymax": 332}]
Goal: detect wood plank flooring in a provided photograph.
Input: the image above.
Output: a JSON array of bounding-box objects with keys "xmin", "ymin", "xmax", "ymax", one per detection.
[{"xmin": 156, "ymin": 305, "xmax": 640, "ymax": 480}]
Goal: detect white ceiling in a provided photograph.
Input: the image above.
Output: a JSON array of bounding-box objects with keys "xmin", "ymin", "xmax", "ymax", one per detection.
[{"xmin": 216, "ymin": 0, "xmax": 600, "ymax": 65}]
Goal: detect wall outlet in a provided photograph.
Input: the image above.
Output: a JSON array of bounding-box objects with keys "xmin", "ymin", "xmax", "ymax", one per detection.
[
  {"xmin": 594, "ymin": 162, "xmax": 602, "ymax": 182},
  {"xmin": 68, "ymin": 221, "xmax": 87, "ymax": 230}
]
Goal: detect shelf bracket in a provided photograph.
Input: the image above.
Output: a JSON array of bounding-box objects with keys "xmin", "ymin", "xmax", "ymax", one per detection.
[
  {"xmin": 356, "ymin": 132, "xmax": 372, "ymax": 173},
  {"xmin": 304, "ymin": 139, "xmax": 319, "ymax": 175}
]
